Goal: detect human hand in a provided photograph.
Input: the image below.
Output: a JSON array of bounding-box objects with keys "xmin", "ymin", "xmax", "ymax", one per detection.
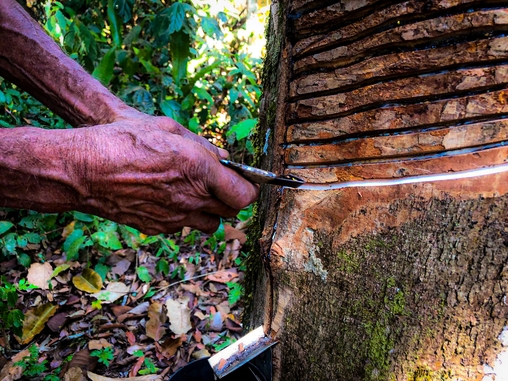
[{"xmin": 72, "ymin": 114, "xmax": 259, "ymax": 235}]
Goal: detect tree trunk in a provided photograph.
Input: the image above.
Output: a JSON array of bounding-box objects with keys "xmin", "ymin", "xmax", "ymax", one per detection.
[{"xmin": 248, "ymin": 1, "xmax": 508, "ymax": 380}]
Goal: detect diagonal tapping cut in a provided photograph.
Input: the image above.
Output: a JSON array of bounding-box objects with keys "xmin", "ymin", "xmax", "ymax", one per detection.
[{"xmin": 293, "ymin": 163, "xmax": 508, "ymax": 191}]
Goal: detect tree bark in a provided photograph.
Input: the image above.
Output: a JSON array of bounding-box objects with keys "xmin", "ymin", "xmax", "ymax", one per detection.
[{"xmin": 248, "ymin": 1, "xmax": 508, "ymax": 380}]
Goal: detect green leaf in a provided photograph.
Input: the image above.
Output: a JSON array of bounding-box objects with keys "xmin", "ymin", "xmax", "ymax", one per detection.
[
  {"xmin": 136, "ymin": 266, "xmax": 152, "ymax": 283},
  {"xmin": 156, "ymin": 258, "xmax": 169, "ymax": 276},
  {"xmin": 0, "ymin": 90, "xmax": 5, "ymax": 103},
  {"xmin": 94, "ymin": 263, "xmax": 110, "ymax": 281},
  {"xmin": 160, "ymin": 100, "xmax": 182, "ymax": 120},
  {"xmin": 92, "ymin": 46, "xmax": 117, "ymax": 85},
  {"xmin": 3, "ymin": 233, "xmax": 17, "ymax": 254},
  {"xmin": 170, "ymin": 30, "xmax": 190, "ymax": 84},
  {"xmin": 63, "ymin": 229, "xmax": 85, "ymax": 261},
  {"xmin": 91, "ymin": 231, "xmax": 122, "ymax": 250},
  {"xmin": 227, "ymin": 118, "xmax": 257, "ymax": 141},
  {"xmin": 123, "ymin": 25, "xmax": 141, "ymax": 46},
  {"xmin": 114, "ymin": 0, "xmax": 134, "ymax": 22},
  {"xmin": 24, "ymin": 232, "xmax": 42, "ymax": 244},
  {"xmin": 0, "ymin": 221, "xmax": 14, "ymax": 235},
  {"xmin": 107, "ymin": 0, "xmax": 122, "ymax": 46},
  {"xmin": 201, "ymin": 17, "xmax": 223, "ymax": 39},
  {"xmin": 72, "ymin": 212, "xmax": 94, "ymax": 222},
  {"xmin": 188, "ymin": 116, "xmax": 200, "ymax": 133},
  {"xmin": 166, "ymin": 2, "xmax": 194, "ymax": 34},
  {"xmin": 193, "ymin": 87, "xmax": 214, "ymax": 105},
  {"xmin": 17, "ymin": 253, "xmax": 32, "ymax": 268},
  {"xmin": 181, "ymin": 92, "xmax": 195, "ymax": 111}
]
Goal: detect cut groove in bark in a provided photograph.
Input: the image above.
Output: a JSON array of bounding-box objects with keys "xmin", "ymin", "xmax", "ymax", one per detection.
[
  {"xmin": 292, "ymin": 0, "xmax": 505, "ymax": 52},
  {"xmin": 288, "ymin": 65, "xmax": 508, "ymax": 122},
  {"xmin": 286, "ymin": 90, "xmax": 508, "ymax": 142},
  {"xmin": 293, "ymin": 9, "xmax": 508, "ymax": 74},
  {"xmin": 290, "ymin": 37, "xmax": 508, "ymax": 99}
]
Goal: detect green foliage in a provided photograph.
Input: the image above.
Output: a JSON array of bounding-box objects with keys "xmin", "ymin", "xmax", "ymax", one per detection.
[
  {"xmin": 91, "ymin": 346, "xmax": 115, "ymax": 366},
  {"xmin": 0, "ymin": 277, "xmax": 28, "ymax": 337},
  {"xmin": 139, "ymin": 357, "xmax": 159, "ymax": 375},
  {"xmin": 14, "ymin": 344, "xmax": 49, "ymax": 377},
  {"xmin": 136, "ymin": 266, "xmax": 152, "ymax": 283},
  {"xmin": 0, "ymin": 0, "xmax": 265, "ymax": 303},
  {"xmin": 226, "ymin": 281, "xmax": 242, "ymax": 306}
]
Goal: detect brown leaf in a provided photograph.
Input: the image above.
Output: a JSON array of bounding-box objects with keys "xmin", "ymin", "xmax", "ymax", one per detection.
[
  {"xmin": 224, "ymin": 225, "xmax": 247, "ymax": 244},
  {"xmin": 26, "ymin": 262, "xmax": 53, "ymax": 290},
  {"xmin": 157, "ymin": 336, "xmax": 184, "ymax": 359},
  {"xmin": 47, "ymin": 312, "xmax": 68, "ymax": 332},
  {"xmin": 0, "ymin": 349, "xmax": 29, "ymax": 381},
  {"xmin": 166, "ymin": 298, "xmax": 192, "ymax": 335},
  {"xmin": 63, "ymin": 349, "xmax": 96, "ymax": 374},
  {"xmin": 225, "ymin": 318, "xmax": 243, "ymax": 332},
  {"xmin": 126, "ymin": 331, "xmax": 136, "ymax": 345},
  {"xmin": 17, "ymin": 303, "xmax": 57, "ymax": 344},
  {"xmin": 180, "ymin": 283, "xmax": 209, "ymax": 297},
  {"xmin": 146, "ymin": 302, "xmax": 167, "ymax": 341},
  {"xmin": 63, "ymin": 367, "xmax": 86, "ymax": 381},
  {"xmin": 87, "ymin": 371, "xmax": 161, "ymax": 381},
  {"xmin": 111, "ymin": 305, "xmax": 132, "ymax": 317},
  {"xmin": 129, "ymin": 356, "xmax": 144, "ymax": 377},
  {"xmin": 72, "ymin": 268, "xmax": 103, "ymax": 293},
  {"xmin": 111, "ymin": 259, "xmax": 131, "ymax": 276},
  {"xmin": 206, "ymin": 270, "xmax": 238, "ymax": 283},
  {"xmin": 93, "ymin": 282, "xmax": 129, "ymax": 303},
  {"xmin": 88, "ymin": 339, "xmax": 112, "ymax": 350}
]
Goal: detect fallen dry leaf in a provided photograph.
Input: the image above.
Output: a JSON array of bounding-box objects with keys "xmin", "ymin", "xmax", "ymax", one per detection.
[
  {"xmin": 63, "ymin": 367, "xmax": 86, "ymax": 381},
  {"xmin": 156, "ymin": 335, "xmax": 184, "ymax": 359},
  {"xmin": 129, "ymin": 356, "xmax": 144, "ymax": 377},
  {"xmin": 87, "ymin": 371, "xmax": 161, "ymax": 381},
  {"xmin": 62, "ymin": 221, "xmax": 76, "ymax": 238},
  {"xmin": 180, "ymin": 283, "xmax": 209, "ymax": 297},
  {"xmin": 0, "ymin": 348, "xmax": 29, "ymax": 381},
  {"xmin": 89, "ymin": 339, "xmax": 113, "ymax": 350},
  {"xmin": 165, "ymin": 297, "xmax": 192, "ymax": 335},
  {"xmin": 224, "ymin": 225, "xmax": 247, "ymax": 244},
  {"xmin": 17, "ymin": 303, "xmax": 57, "ymax": 344},
  {"xmin": 111, "ymin": 259, "xmax": 131, "ymax": 276},
  {"xmin": 72, "ymin": 268, "xmax": 103, "ymax": 293},
  {"xmin": 93, "ymin": 282, "xmax": 129, "ymax": 303},
  {"xmin": 206, "ymin": 270, "xmax": 238, "ymax": 283},
  {"xmin": 47, "ymin": 311, "xmax": 68, "ymax": 332},
  {"xmin": 146, "ymin": 302, "xmax": 167, "ymax": 341},
  {"xmin": 26, "ymin": 262, "xmax": 53, "ymax": 290}
]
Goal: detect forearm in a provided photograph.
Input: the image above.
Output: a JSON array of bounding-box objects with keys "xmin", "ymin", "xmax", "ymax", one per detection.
[
  {"xmin": 0, "ymin": 0, "xmax": 133, "ymax": 126},
  {"xmin": 0, "ymin": 127, "xmax": 82, "ymax": 212}
]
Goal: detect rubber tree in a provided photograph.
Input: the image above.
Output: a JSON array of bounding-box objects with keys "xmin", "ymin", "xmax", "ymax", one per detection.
[{"xmin": 247, "ymin": 1, "xmax": 508, "ymax": 380}]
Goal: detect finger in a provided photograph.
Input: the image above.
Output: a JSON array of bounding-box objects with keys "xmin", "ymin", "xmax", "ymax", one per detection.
[
  {"xmin": 182, "ymin": 212, "xmax": 221, "ymax": 234},
  {"xmin": 198, "ymin": 199, "xmax": 239, "ymax": 218},
  {"xmin": 208, "ymin": 161, "xmax": 260, "ymax": 210}
]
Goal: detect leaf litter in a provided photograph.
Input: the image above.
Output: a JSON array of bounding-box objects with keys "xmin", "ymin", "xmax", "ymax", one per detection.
[{"xmin": 0, "ymin": 221, "xmax": 251, "ymax": 380}]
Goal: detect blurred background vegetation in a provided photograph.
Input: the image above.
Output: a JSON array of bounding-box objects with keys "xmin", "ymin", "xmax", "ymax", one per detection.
[{"xmin": 0, "ymin": 0, "xmax": 268, "ymax": 327}]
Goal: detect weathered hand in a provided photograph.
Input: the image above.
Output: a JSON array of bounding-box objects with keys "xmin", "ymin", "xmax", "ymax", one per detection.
[{"xmin": 72, "ymin": 117, "xmax": 259, "ymax": 235}]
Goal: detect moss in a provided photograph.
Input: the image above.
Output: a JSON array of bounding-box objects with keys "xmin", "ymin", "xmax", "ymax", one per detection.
[
  {"xmin": 409, "ymin": 367, "xmax": 453, "ymax": 381},
  {"xmin": 336, "ymin": 249, "xmax": 361, "ymax": 273}
]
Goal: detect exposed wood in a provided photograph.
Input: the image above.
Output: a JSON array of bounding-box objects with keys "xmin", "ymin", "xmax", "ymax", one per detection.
[
  {"xmin": 291, "ymin": 37, "xmax": 508, "ymax": 98},
  {"xmin": 286, "ymin": 90, "xmax": 508, "ymax": 142},
  {"xmin": 292, "ymin": 0, "xmax": 495, "ymax": 55},
  {"xmin": 287, "ymin": 145, "xmax": 508, "ymax": 183},
  {"xmin": 293, "ymin": 9, "xmax": 508, "ymax": 73},
  {"xmin": 286, "ymin": 120, "xmax": 508, "ymax": 165},
  {"xmin": 288, "ymin": 65, "xmax": 508, "ymax": 121}
]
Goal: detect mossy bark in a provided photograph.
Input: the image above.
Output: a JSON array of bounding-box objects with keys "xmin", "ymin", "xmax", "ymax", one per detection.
[{"xmin": 249, "ymin": 1, "xmax": 508, "ymax": 380}]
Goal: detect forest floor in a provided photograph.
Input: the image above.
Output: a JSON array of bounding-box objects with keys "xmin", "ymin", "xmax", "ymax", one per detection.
[{"xmin": 0, "ymin": 216, "xmax": 253, "ymax": 381}]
